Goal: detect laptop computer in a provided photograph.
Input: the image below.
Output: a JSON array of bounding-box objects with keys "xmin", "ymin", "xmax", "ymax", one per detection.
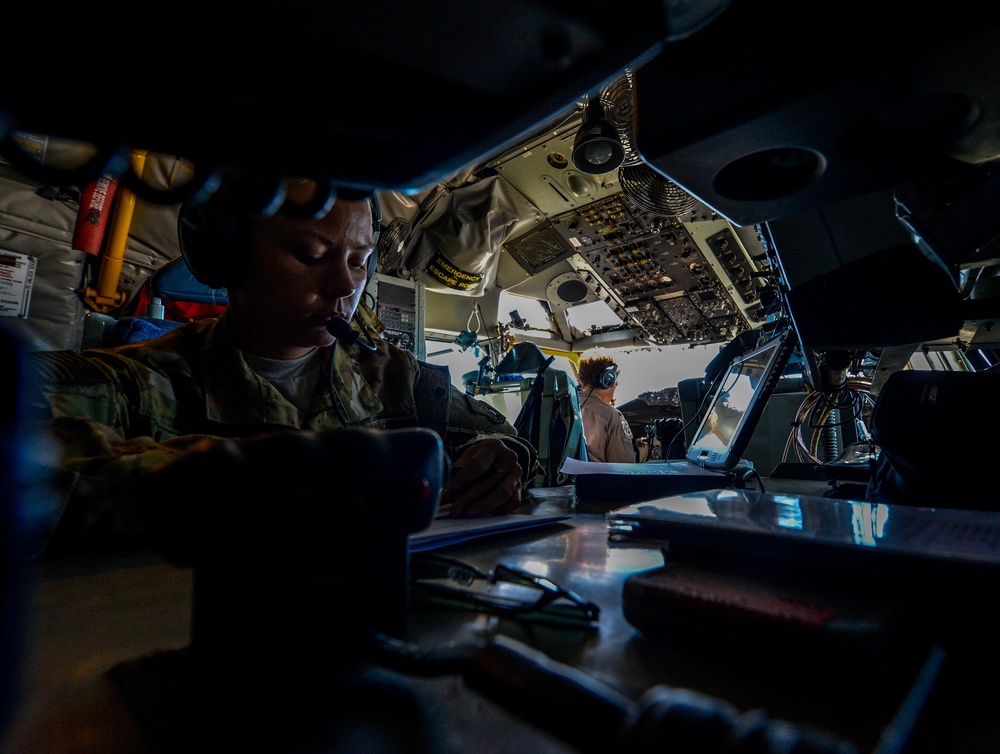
[{"xmin": 565, "ymin": 328, "xmax": 797, "ymax": 503}]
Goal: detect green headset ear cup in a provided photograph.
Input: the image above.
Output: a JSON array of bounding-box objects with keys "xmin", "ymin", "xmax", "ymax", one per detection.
[{"xmin": 598, "ymin": 363, "xmax": 619, "ymax": 389}]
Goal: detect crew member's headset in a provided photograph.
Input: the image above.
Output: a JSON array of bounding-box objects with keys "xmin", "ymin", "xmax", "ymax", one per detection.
[
  {"xmin": 580, "ymin": 361, "xmax": 618, "ymax": 407},
  {"xmin": 596, "ymin": 362, "xmax": 618, "ymax": 389},
  {"xmin": 177, "ymin": 170, "xmax": 382, "ymax": 290}
]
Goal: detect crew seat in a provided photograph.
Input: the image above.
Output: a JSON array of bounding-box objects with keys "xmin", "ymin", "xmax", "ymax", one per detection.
[{"xmin": 82, "ymin": 255, "xmax": 227, "ymax": 348}]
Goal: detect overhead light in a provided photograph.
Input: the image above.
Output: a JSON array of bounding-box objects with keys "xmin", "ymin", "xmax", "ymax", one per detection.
[{"xmin": 572, "ymin": 100, "xmax": 625, "ymax": 174}]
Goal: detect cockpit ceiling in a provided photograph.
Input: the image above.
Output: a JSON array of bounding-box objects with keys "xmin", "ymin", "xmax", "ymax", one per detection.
[
  {"xmin": 489, "ymin": 117, "xmax": 773, "ymax": 348},
  {"xmin": 502, "ymin": 189, "xmax": 771, "ymax": 347}
]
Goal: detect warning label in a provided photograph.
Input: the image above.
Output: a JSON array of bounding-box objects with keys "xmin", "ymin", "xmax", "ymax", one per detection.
[
  {"xmin": 0, "ymin": 250, "xmax": 37, "ymax": 318},
  {"xmin": 425, "ymin": 254, "xmax": 483, "ymax": 292}
]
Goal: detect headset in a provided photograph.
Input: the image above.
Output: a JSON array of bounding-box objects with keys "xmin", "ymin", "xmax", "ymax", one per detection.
[
  {"xmin": 581, "ymin": 360, "xmax": 619, "ymax": 408},
  {"xmin": 597, "ymin": 362, "xmax": 619, "ymax": 389},
  {"xmin": 177, "ymin": 169, "xmax": 382, "ymax": 290}
]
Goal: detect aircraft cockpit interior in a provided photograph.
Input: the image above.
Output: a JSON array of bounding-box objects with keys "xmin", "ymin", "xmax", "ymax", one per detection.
[{"xmin": 3, "ymin": 2, "xmax": 1000, "ymax": 753}]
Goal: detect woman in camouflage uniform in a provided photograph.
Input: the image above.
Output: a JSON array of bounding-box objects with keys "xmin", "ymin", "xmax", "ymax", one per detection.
[{"xmin": 25, "ymin": 176, "xmax": 537, "ymax": 552}]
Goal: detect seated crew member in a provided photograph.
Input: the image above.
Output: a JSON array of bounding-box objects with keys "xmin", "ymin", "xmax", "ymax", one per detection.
[
  {"xmin": 577, "ymin": 356, "xmax": 636, "ymax": 463},
  {"xmin": 23, "ymin": 173, "xmax": 538, "ymax": 553}
]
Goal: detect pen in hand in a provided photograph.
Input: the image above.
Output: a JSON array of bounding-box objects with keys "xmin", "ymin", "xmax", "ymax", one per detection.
[{"xmin": 443, "ymin": 463, "xmax": 519, "ymax": 518}]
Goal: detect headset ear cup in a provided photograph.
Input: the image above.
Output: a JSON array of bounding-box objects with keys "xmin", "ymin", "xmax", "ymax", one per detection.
[
  {"xmin": 599, "ymin": 364, "xmax": 618, "ymax": 389},
  {"xmin": 178, "ymin": 201, "xmax": 240, "ymax": 289},
  {"xmin": 177, "ymin": 169, "xmax": 285, "ymax": 290}
]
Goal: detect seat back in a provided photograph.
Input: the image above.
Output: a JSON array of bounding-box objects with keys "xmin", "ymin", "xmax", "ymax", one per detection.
[
  {"xmin": 866, "ymin": 369, "xmax": 1000, "ymax": 509},
  {"xmin": 100, "ymin": 255, "xmax": 229, "ymax": 347},
  {"xmin": 136, "ymin": 254, "xmax": 228, "ymax": 319},
  {"xmin": 513, "ymin": 361, "xmax": 588, "ymax": 488}
]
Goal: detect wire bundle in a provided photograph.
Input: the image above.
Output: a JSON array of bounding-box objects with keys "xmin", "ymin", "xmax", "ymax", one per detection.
[{"xmin": 782, "ymin": 379, "xmax": 875, "ymax": 464}]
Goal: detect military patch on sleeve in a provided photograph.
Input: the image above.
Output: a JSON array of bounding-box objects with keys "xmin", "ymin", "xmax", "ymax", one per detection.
[{"xmin": 620, "ymin": 415, "xmax": 634, "ymax": 440}]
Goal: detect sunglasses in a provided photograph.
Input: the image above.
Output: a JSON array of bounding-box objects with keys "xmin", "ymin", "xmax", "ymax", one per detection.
[{"xmin": 410, "ymin": 553, "xmax": 600, "ymax": 627}]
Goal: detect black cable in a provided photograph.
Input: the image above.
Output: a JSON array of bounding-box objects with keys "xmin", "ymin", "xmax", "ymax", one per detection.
[
  {"xmin": 739, "ymin": 466, "xmax": 765, "ymax": 492},
  {"xmin": 809, "ymin": 390, "xmax": 865, "ymax": 428},
  {"xmin": 353, "ymin": 622, "xmax": 481, "ymax": 677},
  {"xmin": 328, "ymin": 315, "xmax": 378, "ymax": 351},
  {"xmin": 642, "ymin": 425, "xmax": 657, "ymax": 462}
]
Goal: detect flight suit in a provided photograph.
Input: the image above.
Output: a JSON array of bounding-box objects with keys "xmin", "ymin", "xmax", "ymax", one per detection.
[{"xmin": 580, "ymin": 395, "xmax": 636, "ymax": 463}]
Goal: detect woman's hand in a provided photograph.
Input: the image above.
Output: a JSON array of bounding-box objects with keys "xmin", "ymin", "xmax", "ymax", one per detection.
[{"xmin": 440, "ymin": 439, "xmax": 523, "ymax": 518}]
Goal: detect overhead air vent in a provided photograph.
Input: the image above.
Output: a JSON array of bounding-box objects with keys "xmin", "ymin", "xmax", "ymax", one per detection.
[
  {"xmin": 599, "ymin": 66, "xmax": 699, "ymax": 217},
  {"xmin": 619, "ymin": 163, "xmax": 698, "ymax": 216},
  {"xmin": 600, "ymin": 67, "xmax": 641, "ymax": 166}
]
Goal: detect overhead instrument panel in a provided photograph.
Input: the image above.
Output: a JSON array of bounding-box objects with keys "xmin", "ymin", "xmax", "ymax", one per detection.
[{"xmin": 504, "ymin": 190, "xmax": 772, "ymax": 346}]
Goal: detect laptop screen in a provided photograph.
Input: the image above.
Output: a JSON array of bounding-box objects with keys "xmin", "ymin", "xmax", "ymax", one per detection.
[{"xmin": 686, "ymin": 329, "xmax": 796, "ymax": 470}]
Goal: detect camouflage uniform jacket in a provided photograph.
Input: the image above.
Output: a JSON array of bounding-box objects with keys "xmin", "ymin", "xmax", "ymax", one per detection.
[{"xmin": 25, "ymin": 311, "xmax": 537, "ymax": 550}]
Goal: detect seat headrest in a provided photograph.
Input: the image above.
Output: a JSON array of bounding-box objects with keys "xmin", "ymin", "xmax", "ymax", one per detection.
[
  {"xmin": 150, "ymin": 256, "xmax": 229, "ymax": 307},
  {"xmin": 495, "ymin": 342, "xmax": 551, "ymax": 375}
]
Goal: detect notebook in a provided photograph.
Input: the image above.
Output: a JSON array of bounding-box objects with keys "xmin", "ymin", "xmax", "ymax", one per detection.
[{"xmin": 566, "ymin": 328, "xmax": 797, "ymax": 503}]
